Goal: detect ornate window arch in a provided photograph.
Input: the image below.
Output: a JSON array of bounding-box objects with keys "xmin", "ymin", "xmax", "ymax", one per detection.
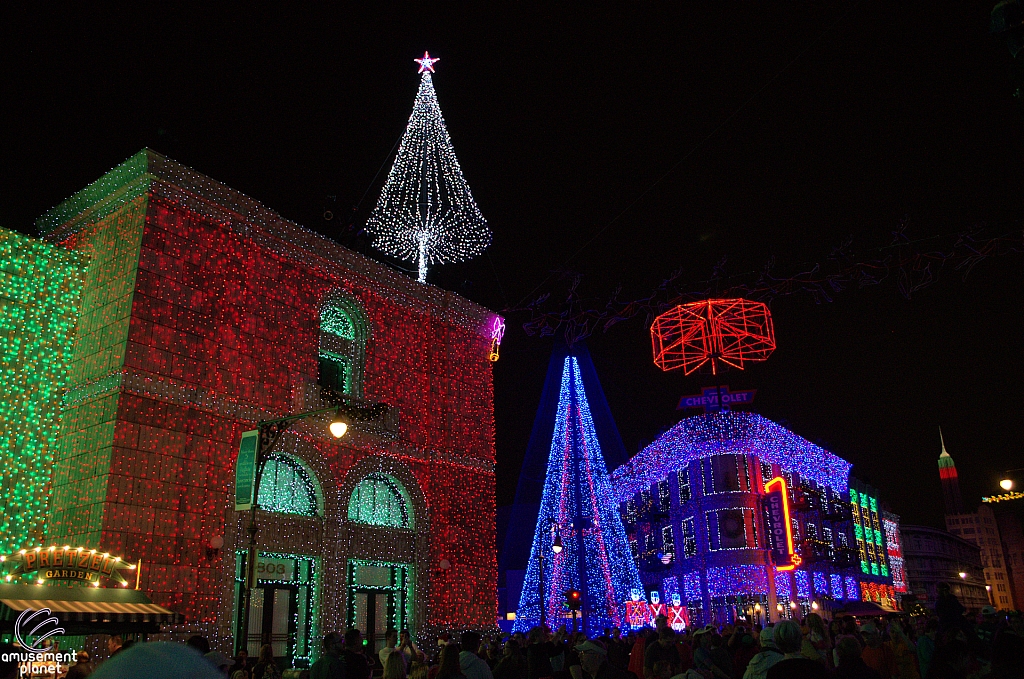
[
  {"xmin": 318, "ymin": 294, "xmax": 369, "ymax": 398},
  {"xmin": 347, "ymin": 473, "xmax": 414, "ymax": 529},
  {"xmin": 257, "ymin": 453, "xmax": 323, "ymax": 517}
]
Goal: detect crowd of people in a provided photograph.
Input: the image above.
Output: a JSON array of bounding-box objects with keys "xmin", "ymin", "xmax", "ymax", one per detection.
[{"xmin": 0, "ymin": 591, "xmax": 1021, "ymax": 679}]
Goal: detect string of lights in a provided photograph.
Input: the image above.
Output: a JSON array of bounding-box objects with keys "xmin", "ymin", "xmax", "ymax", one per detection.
[
  {"xmin": 367, "ymin": 53, "xmax": 491, "ymax": 283},
  {"xmin": 508, "ymin": 225, "xmax": 1024, "ymax": 346}
]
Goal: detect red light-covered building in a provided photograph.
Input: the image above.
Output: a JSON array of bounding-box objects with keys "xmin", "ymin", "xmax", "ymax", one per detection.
[{"xmin": 36, "ymin": 150, "xmax": 499, "ymax": 663}]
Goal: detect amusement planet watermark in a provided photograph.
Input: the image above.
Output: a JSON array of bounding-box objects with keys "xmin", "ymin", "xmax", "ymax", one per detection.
[{"xmin": 3, "ymin": 608, "xmax": 78, "ymax": 676}]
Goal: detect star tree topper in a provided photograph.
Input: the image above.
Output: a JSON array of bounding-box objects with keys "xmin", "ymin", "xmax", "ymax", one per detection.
[{"xmin": 415, "ymin": 51, "xmax": 439, "ymax": 73}]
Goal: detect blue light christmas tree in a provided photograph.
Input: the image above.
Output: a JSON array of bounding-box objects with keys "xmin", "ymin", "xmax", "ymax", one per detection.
[{"xmin": 513, "ymin": 353, "xmax": 645, "ymax": 635}]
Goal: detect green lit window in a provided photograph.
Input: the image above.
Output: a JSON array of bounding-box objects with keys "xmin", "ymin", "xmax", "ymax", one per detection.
[
  {"xmin": 318, "ymin": 351, "xmax": 352, "ymax": 394},
  {"xmin": 318, "ymin": 296, "xmax": 368, "ymax": 397},
  {"xmin": 321, "ymin": 304, "xmax": 356, "ymax": 339},
  {"xmin": 258, "ymin": 455, "xmax": 320, "ymax": 516},
  {"xmin": 348, "ymin": 474, "xmax": 411, "ymax": 528}
]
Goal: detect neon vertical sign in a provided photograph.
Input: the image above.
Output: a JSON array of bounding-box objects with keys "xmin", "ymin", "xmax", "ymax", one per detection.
[
  {"xmin": 763, "ymin": 476, "xmax": 801, "ymax": 571},
  {"xmin": 488, "ymin": 317, "xmax": 505, "ymax": 362}
]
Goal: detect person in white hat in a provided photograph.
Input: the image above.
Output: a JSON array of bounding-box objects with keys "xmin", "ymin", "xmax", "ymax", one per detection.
[
  {"xmin": 574, "ymin": 640, "xmax": 630, "ymax": 679},
  {"xmin": 741, "ymin": 627, "xmax": 783, "ymax": 679}
]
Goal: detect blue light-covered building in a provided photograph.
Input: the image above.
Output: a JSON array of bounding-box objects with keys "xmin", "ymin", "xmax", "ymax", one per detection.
[{"xmin": 610, "ymin": 411, "xmax": 898, "ymax": 626}]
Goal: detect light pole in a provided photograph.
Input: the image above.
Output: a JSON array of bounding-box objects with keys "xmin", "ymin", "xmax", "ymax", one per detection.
[
  {"xmin": 998, "ymin": 468, "xmax": 1024, "ymax": 491},
  {"xmin": 239, "ymin": 400, "xmax": 389, "ymax": 655},
  {"xmin": 538, "ymin": 519, "xmax": 561, "ymax": 630}
]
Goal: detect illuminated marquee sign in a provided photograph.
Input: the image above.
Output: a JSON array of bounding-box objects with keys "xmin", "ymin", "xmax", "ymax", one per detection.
[
  {"xmin": 0, "ymin": 546, "xmax": 139, "ymax": 587},
  {"xmin": 763, "ymin": 477, "xmax": 801, "ymax": 571}
]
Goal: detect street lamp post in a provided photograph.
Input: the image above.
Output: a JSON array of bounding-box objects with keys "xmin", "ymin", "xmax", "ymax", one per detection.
[
  {"xmin": 239, "ymin": 400, "xmax": 388, "ymax": 655},
  {"xmin": 538, "ymin": 519, "xmax": 561, "ymax": 630},
  {"xmin": 999, "ymin": 468, "xmax": 1024, "ymax": 491}
]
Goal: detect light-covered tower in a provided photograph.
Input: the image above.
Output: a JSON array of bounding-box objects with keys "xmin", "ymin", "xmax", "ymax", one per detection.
[{"xmin": 937, "ymin": 429, "xmax": 964, "ymax": 515}]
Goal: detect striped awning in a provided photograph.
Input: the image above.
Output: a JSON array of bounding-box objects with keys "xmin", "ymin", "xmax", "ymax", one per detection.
[{"xmin": 0, "ymin": 598, "xmax": 181, "ymax": 623}]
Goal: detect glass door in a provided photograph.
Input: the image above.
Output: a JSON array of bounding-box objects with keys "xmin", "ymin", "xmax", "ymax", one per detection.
[
  {"xmin": 346, "ymin": 560, "xmax": 412, "ymax": 654},
  {"xmin": 248, "ymin": 584, "xmax": 298, "ymax": 665},
  {"xmin": 352, "ymin": 590, "xmax": 393, "ymax": 655},
  {"xmin": 234, "ymin": 552, "xmax": 318, "ymax": 667}
]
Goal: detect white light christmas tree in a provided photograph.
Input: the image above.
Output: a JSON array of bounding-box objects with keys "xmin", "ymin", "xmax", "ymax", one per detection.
[{"xmin": 367, "ymin": 52, "xmax": 491, "ymax": 283}]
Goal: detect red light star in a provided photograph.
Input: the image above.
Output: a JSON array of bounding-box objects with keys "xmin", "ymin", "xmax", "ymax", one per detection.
[{"xmin": 415, "ymin": 51, "xmax": 440, "ymax": 73}]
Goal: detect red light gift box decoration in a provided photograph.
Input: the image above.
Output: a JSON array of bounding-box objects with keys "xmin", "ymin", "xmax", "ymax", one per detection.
[{"xmin": 650, "ymin": 299, "xmax": 776, "ymax": 375}]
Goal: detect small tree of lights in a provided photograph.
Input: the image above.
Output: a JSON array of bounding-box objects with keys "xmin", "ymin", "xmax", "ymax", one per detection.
[{"xmin": 367, "ymin": 52, "xmax": 491, "ymax": 283}]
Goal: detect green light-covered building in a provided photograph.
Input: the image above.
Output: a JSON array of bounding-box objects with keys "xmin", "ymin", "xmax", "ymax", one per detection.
[{"xmin": 0, "ymin": 227, "xmax": 85, "ymax": 551}]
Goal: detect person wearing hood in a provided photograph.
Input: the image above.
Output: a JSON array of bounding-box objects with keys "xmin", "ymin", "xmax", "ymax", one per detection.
[
  {"xmin": 460, "ymin": 632, "xmax": 495, "ymax": 679},
  {"xmin": 742, "ymin": 627, "xmax": 784, "ymax": 679}
]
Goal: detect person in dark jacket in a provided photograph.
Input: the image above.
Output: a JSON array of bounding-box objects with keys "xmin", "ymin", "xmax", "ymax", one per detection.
[
  {"xmin": 935, "ymin": 583, "xmax": 966, "ymax": 634},
  {"xmin": 606, "ymin": 628, "xmax": 629, "ymax": 672},
  {"xmin": 643, "ymin": 628, "xmax": 680, "ymax": 679},
  {"xmin": 310, "ymin": 632, "xmax": 346, "ymax": 679},
  {"xmin": 527, "ymin": 628, "xmax": 559, "ymax": 679},
  {"xmin": 343, "ymin": 629, "xmax": 372, "ymax": 679},
  {"xmin": 494, "ymin": 640, "xmax": 527, "ymax": 679},
  {"xmin": 834, "ymin": 637, "xmax": 881, "ymax": 679},
  {"xmin": 65, "ymin": 651, "xmax": 94, "ymax": 679}
]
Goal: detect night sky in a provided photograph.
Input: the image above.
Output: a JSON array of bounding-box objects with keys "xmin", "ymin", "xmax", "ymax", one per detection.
[{"xmin": 3, "ymin": 4, "xmax": 1023, "ymax": 529}]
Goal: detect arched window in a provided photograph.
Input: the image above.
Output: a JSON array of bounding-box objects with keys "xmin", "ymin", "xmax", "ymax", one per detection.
[
  {"xmin": 258, "ymin": 454, "xmax": 321, "ymax": 517},
  {"xmin": 318, "ymin": 295, "xmax": 368, "ymax": 398},
  {"xmin": 347, "ymin": 474, "xmax": 411, "ymax": 528}
]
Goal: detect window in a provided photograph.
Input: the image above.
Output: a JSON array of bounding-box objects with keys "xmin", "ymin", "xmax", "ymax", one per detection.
[
  {"xmin": 823, "ymin": 527, "xmax": 833, "ymax": 544},
  {"xmin": 657, "ymin": 480, "xmax": 671, "ymax": 513},
  {"xmin": 348, "ymin": 474, "xmax": 411, "ymax": 528},
  {"xmin": 677, "ymin": 468, "xmax": 692, "ymax": 505},
  {"xmin": 760, "ymin": 460, "xmax": 772, "ymax": 483},
  {"xmin": 257, "ymin": 454, "xmax": 320, "ymax": 516},
  {"xmin": 997, "ymin": 583, "xmax": 1006, "ymax": 592},
  {"xmin": 807, "ymin": 523, "xmax": 818, "ymax": 539},
  {"xmin": 623, "ymin": 499, "xmax": 638, "ymax": 525},
  {"xmin": 661, "ymin": 525, "xmax": 675, "ymax": 557},
  {"xmin": 318, "ymin": 295, "xmax": 368, "ymax": 397},
  {"xmin": 681, "ymin": 517, "xmax": 696, "ymax": 558},
  {"xmin": 629, "ymin": 539, "xmax": 639, "ymax": 564},
  {"xmin": 702, "ymin": 455, "xmax": 750, "ymax": 494},
  {"xmin": 640, "ymin": 489, "xmax": 653, "ymax": 513},
  {"xmin": 706, "ymin": 509, "xmax": 758, "ymax": 550}
]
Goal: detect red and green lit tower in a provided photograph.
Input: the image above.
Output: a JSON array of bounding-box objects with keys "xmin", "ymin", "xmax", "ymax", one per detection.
[{"xmin": 937, "ymin": 429, "xmax": 963, "ymax": 515}]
